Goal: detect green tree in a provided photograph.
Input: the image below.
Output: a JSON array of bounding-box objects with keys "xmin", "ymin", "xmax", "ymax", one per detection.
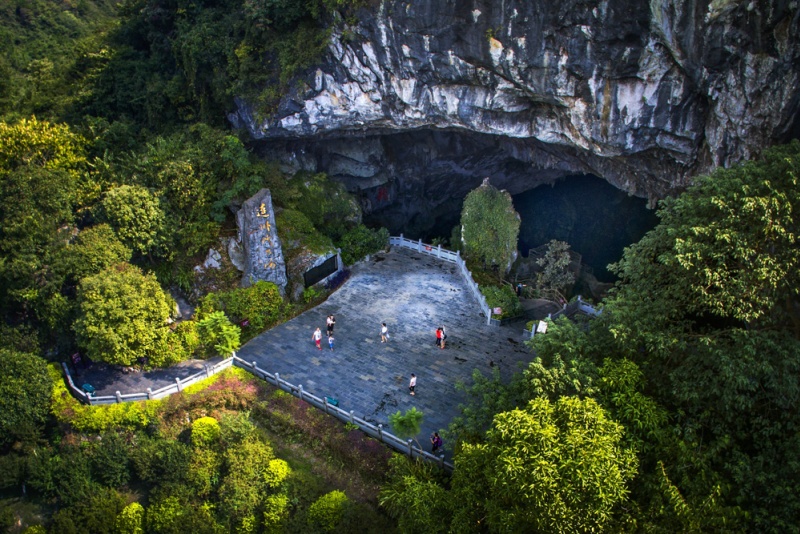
[
  {"xmin": 338, "ymin": 224, "xmax": 389, "ymax": 265},
  {"xmin": 90, "ymin": 432, "xmax": 131, "ymax": 488},
  {"xmin": 197, "ymin": 311, "xmax": 241, "ymax": 357},
  {"xmin": 459, "ymin": 178, "xmax": 520, "ymax": 272},
  {"xmin": 588, "ymin": 142, "xmax": 800, "ymax": 530},
  {"xmin": 450, "ymin": 396, "xmax": 637, "ymax": 533},
  {"xmin": 0, "ymin": 349, "xmax": 53, "ymax": 446},
  {"xmin": 57, "ymin": 224, "xmax": 132, "ymax": 284},
  {"xmin": 535, "ymin": 239, "xmax": 575, "ymax": 300},
  {"xmin": 388, "ymin": 407, "xmax": 424, "ymax": 448},
  {"xmin": 74, "ymin": 263, "xmax": 175, "ymax": 366},
  {"xmin": 99, "ymin": 185, "xmax": 166, "ymax": 257},
  {"xmin": 219, "ymin": 437, "xmax": 288, "ymax": 529},
  {"xmin": 379, "ymin": 456, "xmax": 452, "ymax": 534}
]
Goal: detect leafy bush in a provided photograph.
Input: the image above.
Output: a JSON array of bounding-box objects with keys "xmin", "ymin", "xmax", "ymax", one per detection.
[
  {"xmin": 480, "ymin": 285, "xmax": 523, "ymax": 319},
  {"xmin": 338, "ymin": 225, "xmax": 389, "ymax": 265},
  {"xmin": 262, "ymin": 493, "xmax": 290, "ymax": 533},
  {"xmin": 277, "ymin": 208, "xmax": 334, "ymax": 254},
  {"xmin": 307, "ymin": 490, "xmax": 349, "ymax": 532},
  {"xmin": 197, "ymin": 311, "xmax": 241, "ymax": 357},
  {"xmin": 198, "ymin": 281, "xmax": 284, "ymax": 341},
  {"xmin": 264, "ymin": 459, "xmax": 291, "ymax": 489},
  {"xmin": 90, "ymin": 432, "xmax": 131, "ymax": 488},
  {"xmin": 115, "ymin": 502, "xmax": 144, "ymax": 534},
  {"xmin": 130, "ymin": 438, "xmax": 192, "ymax": 486},
  {"xmin": 287, "ymin": 172, "xmax": 361, "ymax": 241},
  {"xmin": 99, "ymin": 184, "xmax": 166, "ymax": 257},
  {"xmin": 302, "ymin": 286, "xmax": 323, "ymax": 303},
  {"xmin": 192, "ymin": 416, "xmax": 221, "ymax": 448}
]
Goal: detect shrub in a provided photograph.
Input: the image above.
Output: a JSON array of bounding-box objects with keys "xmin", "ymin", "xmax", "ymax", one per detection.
[
  {"xmin": 192, "ymin": 416, "xmax": 221, "ymax": 448},
  {"xmin": 338, "ymin": 225, "xmax": 389, "ymax": 265},
  {"xmin": 115, "ymin": 502, "xmax": 144, "ymax": 534},
  {"xmin": 262, "ymin": 494, "xmax": 289, "ymax": 533},
  {"xmin": 198, "ymin": 282, "xmax": 283, "ymax": 341},
  {"xmin": 287, "ymin": 172, "xmax": 361, "ymax": 241},
  {"xmin": 91, "ymin": 432, "xmax": 131, "ymax": 487},
  {"xmin": 276, "ymin": 208, "xmax": 334, "ymax": 254},
  {"xmin": 480, "ymin": 285, "xmax": 523, "ymax": 319},
  {"xmin": 197, "ymin": 311, "xmax": 241, "ymax": 357},
  {"xmin": 264, "ymin": 459, "xmax": 291, "ymax": 489},
  {"xmin": 307, "ymin": 490, "xmax": 350, "ymax": 532}
]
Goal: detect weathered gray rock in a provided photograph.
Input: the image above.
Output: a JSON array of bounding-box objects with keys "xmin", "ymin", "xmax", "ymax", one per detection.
[
  {"xmin": 227, "ymin": 237, "xmax": 246, "ymax": 272},
  {"xmin": 230, "ymin": 0, "xmax": 800, "ymax": 202},
  {"xmin": 236, "ymin": 189, "xmax": 288, "ymax": 291}
]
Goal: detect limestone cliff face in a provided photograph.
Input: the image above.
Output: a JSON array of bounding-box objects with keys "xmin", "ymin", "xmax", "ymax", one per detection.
[{"xmin": 230, "ymin": 0, "xmax": 799, "ymax": 203}]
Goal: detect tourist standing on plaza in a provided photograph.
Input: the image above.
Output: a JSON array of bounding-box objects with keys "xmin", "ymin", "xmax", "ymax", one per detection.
[
  {"xmin": 328, "ymin": 334, "xmax": 335, "ymax": 352},
  {"xmin": 431, "ymin": 432, "xmax": 442, "ymax": 453},
  {"xmin": 435, "ymin": 327, "xmax": 442, "ymax": 348},
  {"xmin": 312, "ymin": 327, "xmax": 322, "ymax": 350},
  {"xmin": 326, "ymin": 314, "xmax": 336, "ymax": 336},
  {"xmin": 409, "ymin": 373, "xmax": 416, "ymax": 395},
  {"xmin": 381, "ymin": 322, "xmax": 389, "ymax": 342},
  {"xmin": 440, "ymin": 325, "xmax": 447, "ymax": 349}
]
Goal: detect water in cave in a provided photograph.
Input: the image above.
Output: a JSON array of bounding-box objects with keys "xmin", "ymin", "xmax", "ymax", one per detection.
[{"xmin": 513, "ymin": 175, "xmax": 659, "ymax": 282}]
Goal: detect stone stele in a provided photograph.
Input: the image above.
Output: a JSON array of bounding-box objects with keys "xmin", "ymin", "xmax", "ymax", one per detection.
[{"xmin": 236, "ymin": 189, "xmax": 288, "ymax": 291}]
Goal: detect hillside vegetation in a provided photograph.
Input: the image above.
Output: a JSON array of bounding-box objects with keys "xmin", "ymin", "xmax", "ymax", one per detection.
[{"xmin": 1, "ymin": 0, "xmax": 799, "ymax": 532}]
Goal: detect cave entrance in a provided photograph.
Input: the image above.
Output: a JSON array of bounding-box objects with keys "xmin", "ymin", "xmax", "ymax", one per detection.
[{"xmin": 513, "ymin": 175, "xmax": 658, "ymax": 282}]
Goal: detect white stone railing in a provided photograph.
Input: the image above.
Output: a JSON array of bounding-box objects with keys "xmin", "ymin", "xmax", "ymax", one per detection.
[
  {"xmin": 233, "ymin": 357, "xmax": 453, "ymax": 471},
  {"xmin": 389, "ymin": 235, "xmax": 492, "ymax": 324},
  {"xmin": 62, "ymin": 357, "xmax": 235, "ymax": 405}
]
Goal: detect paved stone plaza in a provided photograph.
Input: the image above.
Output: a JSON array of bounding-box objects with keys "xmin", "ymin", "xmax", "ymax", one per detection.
[
  {"xmin": 237, "ymin": 247, "xmax": 533, "ymax": 446},
  {"xmin": 80, "ymin": 247, "xmax": 534, "ymax": 453}
]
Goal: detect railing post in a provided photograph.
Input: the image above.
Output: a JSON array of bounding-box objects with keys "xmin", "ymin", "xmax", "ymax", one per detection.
[
  {"xmin": 204, "ymin": 365, "xmax": 210, "ymax": 378},
  {"xmin": 378, "ymin": 424, "xmax": 383, "ymax": 441},
  {"xmin": 175, "ymin": 377, "xmax": 182, "ymax": 392},
  {"xmin": 275, "ymin": 372, "xmax": 280, "ymax": 388},
  {"xmin": 252, "ymin": 361, "xmax": 259, "ymax": 378},
  {"xmin": 437, "ymin": 244, "xmax": 442, "ymax": 258},
  {"xmin": 349, "ymin": 410, "xmax": 355, "ymax": 424},
  {"xmin": 147, "ymin": 387, "xmax": 153, "ymax": 400},
  {"xmin": 407, "ymin": 438, "xmax": 414, "ymax": 457},
  {"xmin": 417, "ymin": 238, "xmax": 422, "ymax": 252},
  {"xmin": 323, "ymin": 397, "xmax": 329, "ymax": 414},
  {"xmin": 440, "ymin": 455, "xmax": 445, "ymax": 468},
  {"xmin": 298, "ymin": 384, "xmax": 304, "ymax": 401}
]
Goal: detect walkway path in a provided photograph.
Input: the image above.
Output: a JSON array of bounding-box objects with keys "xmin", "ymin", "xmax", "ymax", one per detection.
[{"xmin": 237, "ymin": 247, "xmax": 532, "ymax": 450}]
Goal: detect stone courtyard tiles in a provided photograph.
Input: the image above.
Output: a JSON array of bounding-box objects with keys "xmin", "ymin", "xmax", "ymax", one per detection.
[{"xmin": 236, "ymin": 247, "xmax": 532, "ymax": 454}]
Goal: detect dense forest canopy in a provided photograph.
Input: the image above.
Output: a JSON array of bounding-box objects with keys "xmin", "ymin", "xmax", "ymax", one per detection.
[{"xmin": 1, "ymin": 0, "xmax": 799, "ymax": 532}]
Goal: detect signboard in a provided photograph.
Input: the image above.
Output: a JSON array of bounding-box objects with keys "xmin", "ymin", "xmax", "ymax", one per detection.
[
  {"xmin": 493, "ymin": 307, "xmax": 503, "ymax": 315},
  {"xmin": 536, "ymin": 321, "xmax": 548, "ymax": 334}
]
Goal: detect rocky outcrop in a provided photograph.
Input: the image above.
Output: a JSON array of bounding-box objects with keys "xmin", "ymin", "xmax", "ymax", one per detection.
[
  {"xmin": 231, "ymin": 0, "xmax": 800, "ymax": 202},
  {"xmin": 235, "ymin": 189, "xmax": 288, "ymax": 291}
]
